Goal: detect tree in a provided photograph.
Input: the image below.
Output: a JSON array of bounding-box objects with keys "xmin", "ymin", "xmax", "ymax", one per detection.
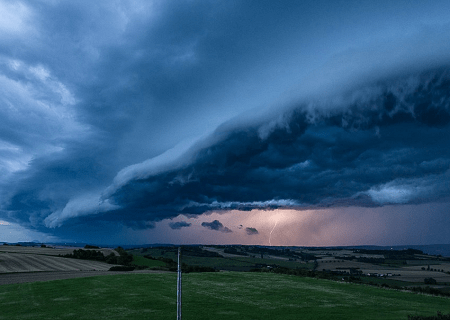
[{"xmin": 424, "ymin": 277, "xmax": 437, "ymax": 285}]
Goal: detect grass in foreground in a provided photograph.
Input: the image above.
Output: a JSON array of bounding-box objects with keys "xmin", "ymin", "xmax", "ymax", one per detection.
[
  {"xmin": 131, "ymin": 255, "xmax": 166, "ymax": 268},
  {"xmin": 0, "ymin": 272, "xmax": 450, "ymax": 320}
]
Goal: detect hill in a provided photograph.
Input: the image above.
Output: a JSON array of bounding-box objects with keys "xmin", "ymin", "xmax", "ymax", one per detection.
[{"xmin": 0, "ymin": 272, "xmax": 449, "ymax": 319}]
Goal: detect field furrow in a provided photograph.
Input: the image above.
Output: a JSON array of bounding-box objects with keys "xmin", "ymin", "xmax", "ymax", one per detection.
[
  {"xmin": 35, "ymin": 256, "xmax": 75, "ymax": 271},
  {"xmin": 0, "ymin": 253, "xmax": 31, "ymax": 272},
  {"xmin": 0, "ymin": 254, "xmax": 21, "ymax": 273},
  {"xmin": 58, "ymin": 258, "xmax": 112, "ymax": 271},
  {"xmin": 0, "ymin": 253, "xmax": 114, "ymax": 273},
  {"xmin": 15, "ymin": 254, "xmax": 60, "ymax": 272}
]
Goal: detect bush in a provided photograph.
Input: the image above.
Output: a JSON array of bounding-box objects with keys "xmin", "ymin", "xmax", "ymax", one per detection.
[
  {"xmin": 64, "ymin": 249, "xmax": 106, "ymax": 261},
  {"xmin": 105, "ymin": 252, "xmax": 118, "ymax": 264},
  {"xmin": 84, "ymin": 244, "xmax": 100, "ymax": 249},
  {"xmin": 410, "ymin": 286, "xmax": 449, "ymax": 297},
  {"xmin": 425, "ymin": 277, "xmax": 437, "ymax": 285}
]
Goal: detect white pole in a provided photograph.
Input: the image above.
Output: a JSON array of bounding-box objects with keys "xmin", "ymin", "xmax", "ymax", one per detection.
[{"xmin": 177, "ymin": 247, "xmax": 182, "ymax": 320}]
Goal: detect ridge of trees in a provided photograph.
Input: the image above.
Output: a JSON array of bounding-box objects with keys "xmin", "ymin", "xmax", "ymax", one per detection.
[{"xmin": 61, "ymin": 247, "xmax": 133, "ymax": 266}]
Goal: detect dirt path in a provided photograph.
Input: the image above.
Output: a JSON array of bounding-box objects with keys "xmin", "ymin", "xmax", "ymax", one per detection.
[{"xmin": 0, "ymin": 270, "xmax": 170, "ymax": 285}]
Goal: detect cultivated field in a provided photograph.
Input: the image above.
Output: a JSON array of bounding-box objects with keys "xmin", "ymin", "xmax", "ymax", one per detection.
[
  {"xmin": 1, "ymin": 244, "xmax": 450, "ymax": 319},
  {"xmin": 0, "ymin": 245, "xmax": 119, "ymax": 274},
  {"xmin": 317, "ymin": 260, "xmax": 450, "ymax": 283},
  {"xmin": 0, "ymin": 245, "xmax": 118, "ymax": 257},
  {"xmin": 0, "ymin": 252, "xmax": 114, "ymax": 273},
  {"xmin": 317, "ymin": 259, "xmax": 384, "ymax": 271},
  {"xmin": 0, "ymin": 245, "xmax": 140, "ymax": 285},
  {"xmin": 134, "ymin": 245, "xmax": 450, "ymax": 286}
]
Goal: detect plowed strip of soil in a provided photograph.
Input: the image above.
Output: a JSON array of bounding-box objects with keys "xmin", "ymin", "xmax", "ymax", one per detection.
[
  {"xmin": 0, "ymin": 253, "xmax": 115, "ymax": 273},
  {"xmin": 0, "ymin": 254, "xmax": 26, "ymax": 272},
  {"xmin": 0, "ymin": 270, "xmax": 169, "ymax": 285},
  {"xmin": 11, "ymin": 254, "xmax": 57, "ymax": 271}
]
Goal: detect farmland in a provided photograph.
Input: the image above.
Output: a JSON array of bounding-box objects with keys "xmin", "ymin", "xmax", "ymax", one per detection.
[
  {"xmin": 2, "ymin": 244, "xmax": 450, "ymax": 319},
  {"xmin": 0, "ymin": 244, "xmax": 163, "ymax": 285},
  {"xmin": 2, "ymin": 244, "xmax": 450, "ymax": 289},
  {"xmin": 0, "ymin": 245, "xmax": 118, "ymax": 257},
  {"xmin": 1, "ymin": 272, "xmax": 450, "ymax": 320},
  {"xmin": 131, "ymin": 245, "xmax": 450, "ymax": 288},
  {"xmin": 0, "ymin": 245, "xmax": 118, "ymax": 274},
  {"xmin": 0, "ymin": 252, "xmax": 113, "ymax": 273}
]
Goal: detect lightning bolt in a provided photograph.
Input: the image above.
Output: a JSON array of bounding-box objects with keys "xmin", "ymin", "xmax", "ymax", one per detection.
[{"xmin": 268, "ymin": 219, "xmax": 279, "ymax": 246}]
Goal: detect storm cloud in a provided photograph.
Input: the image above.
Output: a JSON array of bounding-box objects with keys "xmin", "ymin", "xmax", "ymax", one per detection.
[
  {"xmin": 1, "ymin": 1, "xmax": 450, "ymax": 244},
  {"xmin": 169, "ymin": 221, "xmax": 191, "ymax": 230},
  {"xmin": 91, "ymin": 67, "xmax": 450, "ymax": 225},
  {"xmin": 245, "ymin": 227, "xmax": 259, "ymax": 236},
  {"xmin": 201, "ymin": 220, "xmax": 232, "ymax": 233}
]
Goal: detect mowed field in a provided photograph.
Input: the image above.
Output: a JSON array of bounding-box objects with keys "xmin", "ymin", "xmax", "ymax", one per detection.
[
  {"xmin": 0, "ymin": 245, "xmax": 160, "ymax": 285},
  {"xmin": 0, "ymin": 246, "xmax": 117, "ymax": 274},
  {"xmin": 316, "ymin": 256, "xmax": 450, "ymax": 284},
  {"xmin": 0, "ymin": 252, "xmax": 114, "ymax": 273},
  {"xmin": 393, "ymin": 264, "xmax": 450, "ymax": 283},
  {"xmin": 1, "ymin": 272, "xmax": 450, "ymax": 320}
]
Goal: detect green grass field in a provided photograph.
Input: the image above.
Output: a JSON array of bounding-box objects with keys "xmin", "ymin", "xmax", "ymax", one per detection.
[
  {"xmin": 130, "ymin": 248, "xmax": 314, "ymax": 271},
  {"xmin": 131, "ymin": 255, "xmax": 166, "ymax": 268},
  {"xmin": 0, "ymin": 272, "xmax": 449, "ymax": 320}
]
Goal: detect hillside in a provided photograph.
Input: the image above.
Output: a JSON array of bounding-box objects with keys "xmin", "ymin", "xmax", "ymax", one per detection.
[
  {"xmin": 0, "ymin": 244, "xmax": 163, "ymax": 285},
  {"xmin": 0, "ymin": 272, "xmax": 449, "ymax": 319}
]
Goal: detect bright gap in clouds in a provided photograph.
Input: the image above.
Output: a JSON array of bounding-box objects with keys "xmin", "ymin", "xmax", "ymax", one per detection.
[
  {"xmin": 0, "ymin": 220, "xmax": 58, "ymax": 243},
  {"xmin": 134, "ymin": 202, "xmax": 450, "ymax": 247}
]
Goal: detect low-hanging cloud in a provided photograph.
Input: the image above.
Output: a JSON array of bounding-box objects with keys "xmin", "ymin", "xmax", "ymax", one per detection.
[
  {"xmin": 44, "ymin": 194, "xmax": 120, "ymax": 228},
  {"xmin": 201, "ymin": 220, "xmax": 232, "ymax": 233},
  {"xmin": 90, "ymin": 67, "xmax": 450, "ymax": 226},
  {"xmin": 169, "ymin": 221, "xmax": 191, "ymax": 230},
  {"xmin": 7, "ymin": 65, "xmax": 450, "ymax": 232},
  {"xmin": 245, "ymin": 227, "xmax": 259, "ymax": 235}
]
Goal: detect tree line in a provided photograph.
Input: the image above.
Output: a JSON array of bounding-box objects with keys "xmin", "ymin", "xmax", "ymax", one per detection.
[{"xmin": 61, "ymin": 247, "xmax": 133, "ymax": 266}]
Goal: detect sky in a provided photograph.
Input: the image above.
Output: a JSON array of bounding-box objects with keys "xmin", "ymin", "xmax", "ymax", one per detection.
[{"xmin": 1, "ymin": 0, "xmax": 450, "ymax": 246}]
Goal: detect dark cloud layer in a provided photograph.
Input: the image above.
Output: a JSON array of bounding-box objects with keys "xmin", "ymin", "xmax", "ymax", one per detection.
[
  {"xmin": 8, "ymin": 66, "xmax": 450, "ymax": 234},
  {"xmin": 1, "ymin": 1, "xmax": 450, "ymax": 243},
  {"xmin": 95, "ymin": 68, "xmax": 450, "ymax": 227}
]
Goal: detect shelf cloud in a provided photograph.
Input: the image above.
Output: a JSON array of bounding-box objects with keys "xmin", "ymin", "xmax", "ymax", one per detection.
[{"xmin": 1, "ymin": 1, "xmax": 450, "ymax": 244}]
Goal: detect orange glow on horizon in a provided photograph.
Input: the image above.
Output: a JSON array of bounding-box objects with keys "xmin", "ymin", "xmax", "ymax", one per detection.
[{"xmin": 135, "ymin": 202, "xmax": 448, "ymax": 246}]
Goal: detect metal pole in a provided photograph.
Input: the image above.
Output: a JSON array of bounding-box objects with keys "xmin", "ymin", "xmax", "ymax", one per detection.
[{"xmin": 177, "ymin": 247, "xmax": 182, "ymax": 320}]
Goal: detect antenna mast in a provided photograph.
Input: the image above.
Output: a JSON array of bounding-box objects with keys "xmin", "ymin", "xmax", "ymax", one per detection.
[{"xmin": 177, "ymin": 247, "xmax": 182, "ymax": 320}]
